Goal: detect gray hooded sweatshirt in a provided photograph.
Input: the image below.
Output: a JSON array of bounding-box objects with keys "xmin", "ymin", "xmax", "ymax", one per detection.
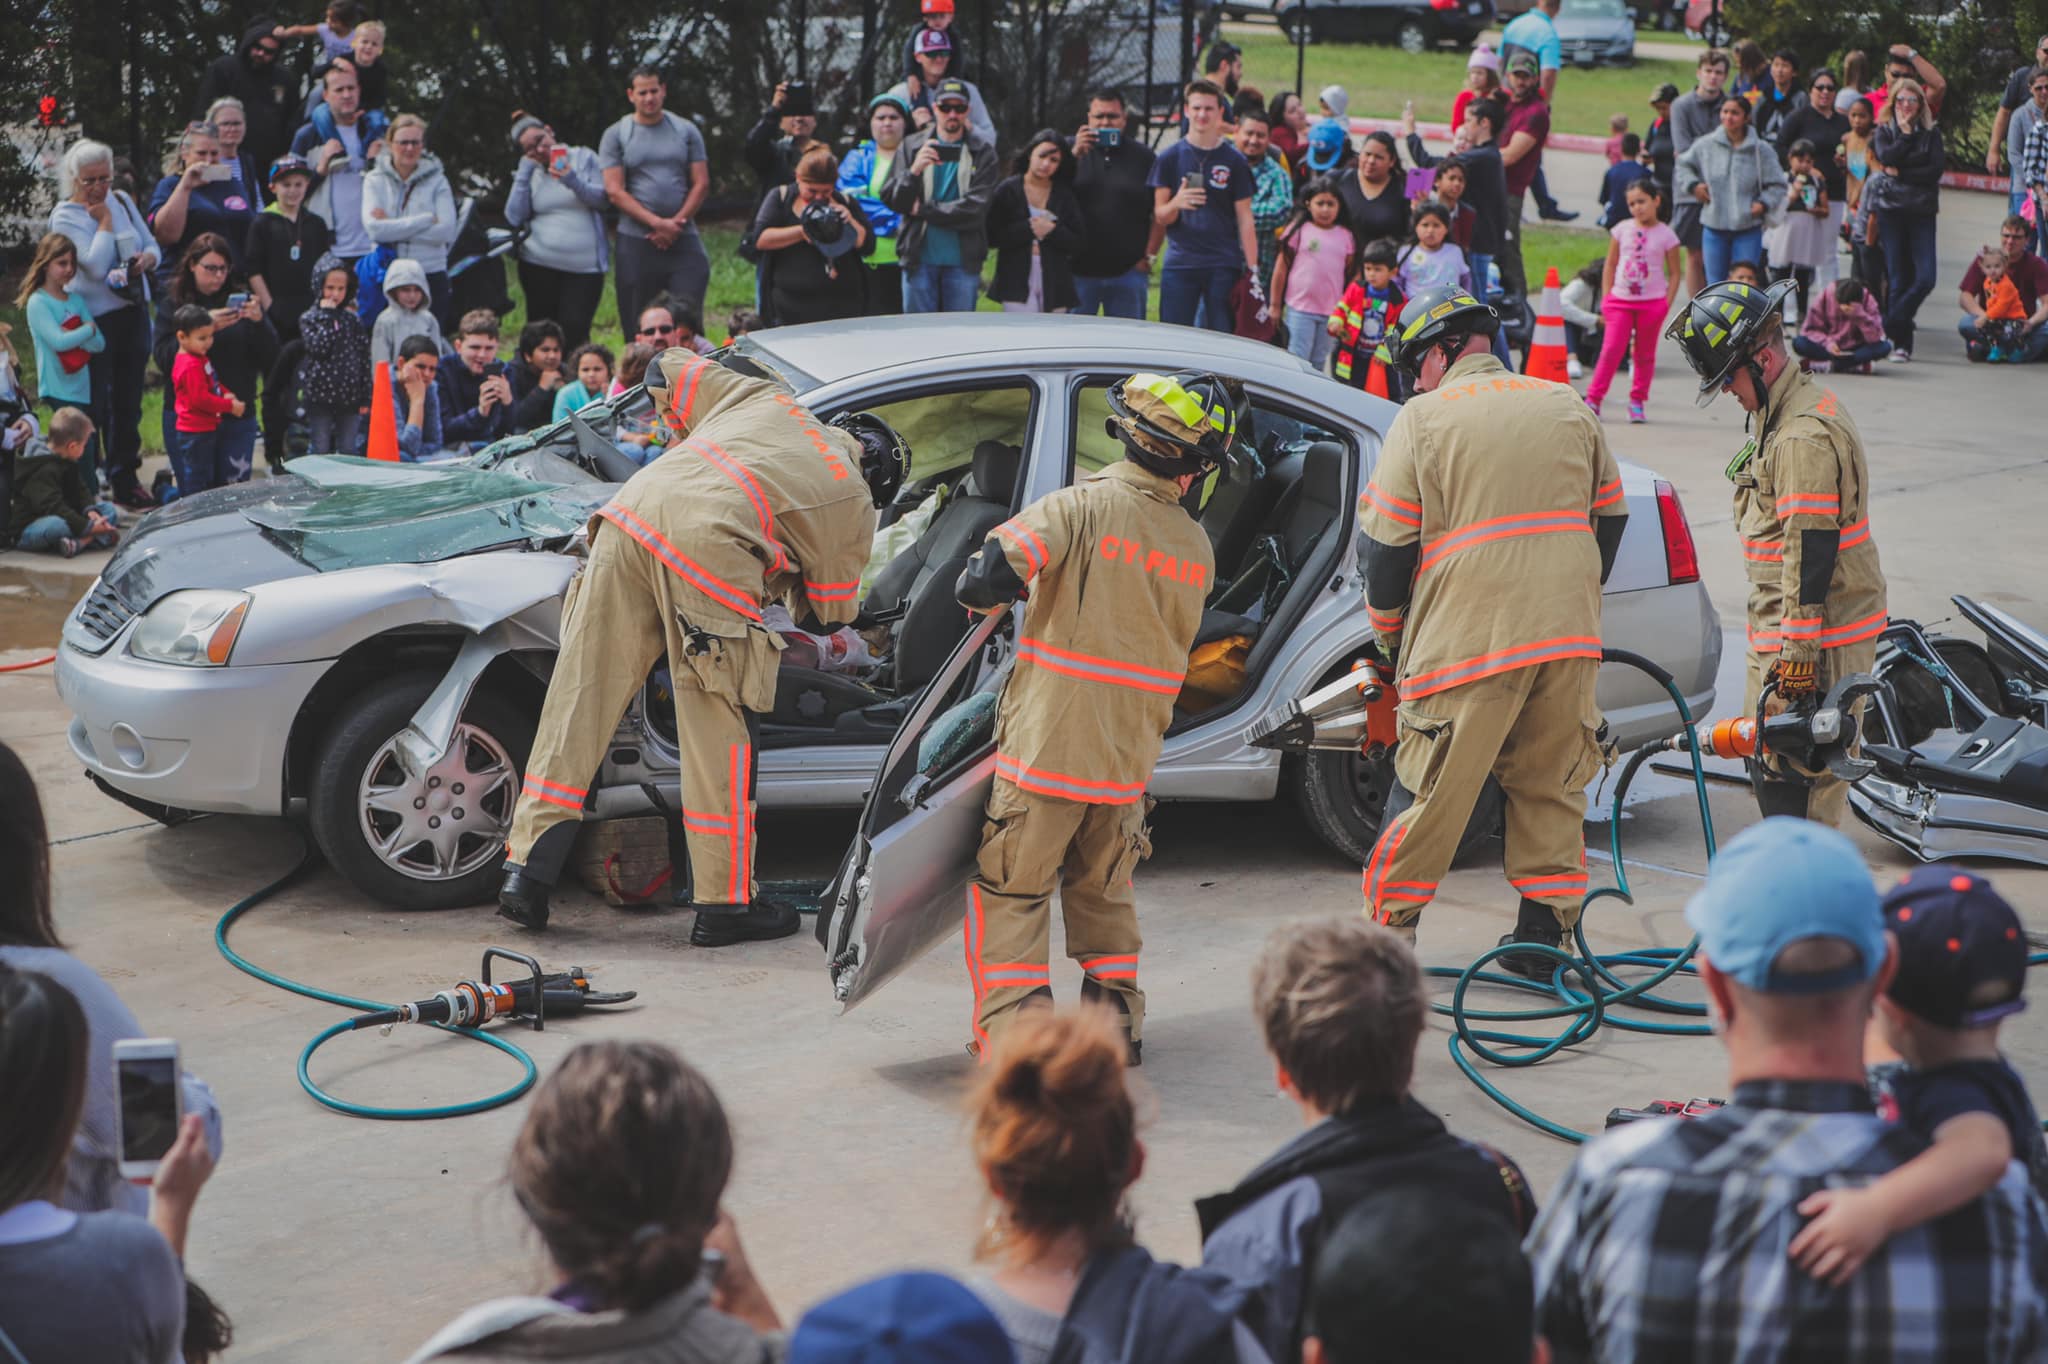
[{"xmin": 363, "ymin": 148, "xmax": 460, "ymax": 273}]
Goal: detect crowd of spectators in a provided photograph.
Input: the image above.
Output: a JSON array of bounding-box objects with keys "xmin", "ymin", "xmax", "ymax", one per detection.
[
  {"xmin": 10, "ymin": 724, "xmax": 2045, "ymax": 1362},
  {"xmin": 7, "ymin": 9, "xmax": 2044, "ymax": 544}
]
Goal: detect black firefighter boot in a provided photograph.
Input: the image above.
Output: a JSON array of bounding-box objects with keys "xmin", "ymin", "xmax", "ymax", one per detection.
[
  {"xmin": 497, "ymin": 822, "xmax": 580, "ymax": 931},
  {"xmin": 1495, "ymin": 897, "xmax": 1569, "ymax": 982},
  {"xmin": 1080, "ymin": 977, "xmax": 1143, "ymax": 1067},
  {"xmin": 689, "ymin": 895, "xmax": 804, "ymax": 948}
]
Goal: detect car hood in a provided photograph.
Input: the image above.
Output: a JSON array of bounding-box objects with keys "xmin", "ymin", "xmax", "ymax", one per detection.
[{"xmin": 102, "ymin": 455, "xmax": 608, "ymax": 613}]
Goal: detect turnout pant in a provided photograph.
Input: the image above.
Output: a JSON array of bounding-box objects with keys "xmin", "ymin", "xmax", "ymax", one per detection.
[
  {"xmin": 1742, "ymin": 637, "xmax": 1878, "ymax": 828},
  {"xmin": 1364, "ymin": 659, "xmax": 1603, "ymax": 934},
  {"xmin": 506, "ymin": 522, "xmax": 762, "ymax": 905},
  {"xmin": 965, "ymin": 779, "xmax": 1150, "ymax": 1057}
]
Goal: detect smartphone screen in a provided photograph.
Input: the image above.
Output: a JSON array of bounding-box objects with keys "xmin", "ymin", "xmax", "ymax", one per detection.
[
  {"xmin": 118, "ymin": 1054, "xmax": 179, "ymax": 1164},
  {"xmin": 1182, "ymin": 172, "xmax": 1202, "ymax": 191}
]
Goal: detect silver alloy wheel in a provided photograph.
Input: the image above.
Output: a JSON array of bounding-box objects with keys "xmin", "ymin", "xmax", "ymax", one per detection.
[
  {"xmin": 357, "ymin": 722, "xmax": 518, "ymax": 882},
  {"xmin": 1397, "ymin": 20, "xmax": 1429, "ymax": 53}
]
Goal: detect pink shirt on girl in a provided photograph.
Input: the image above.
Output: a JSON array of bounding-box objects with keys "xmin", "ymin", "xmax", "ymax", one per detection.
[
  {"xmin": 1609, "ymin": 219, "xmax": 1680, "ymax": 302},
  {"xmin": 1282, "ymin": 222, "xmax": 1357, "ymax": 315}
]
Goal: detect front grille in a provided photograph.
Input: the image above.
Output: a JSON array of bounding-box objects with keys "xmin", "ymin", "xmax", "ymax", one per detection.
[{"xmin": 71, "ymin": 579, "xmax": 135, "ymax": 647}]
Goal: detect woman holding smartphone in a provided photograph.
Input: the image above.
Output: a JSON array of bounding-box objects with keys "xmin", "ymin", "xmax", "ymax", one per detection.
[
  {"xmin": 505, "ymin": 111, "xmax": 610, "ymax": 350},
  {"xmin": 146, "ymin": 122, "xmax": 258, "ymax": 292}
]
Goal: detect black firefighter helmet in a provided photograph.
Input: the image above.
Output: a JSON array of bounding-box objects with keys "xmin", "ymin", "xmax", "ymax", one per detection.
[
  {"xmin": 827, "ymin": 410, "xmax": 910, "ymax": 508},
  {"xmin": 1666, "ymin": 278, "xmax": 1798, "ymax": 406},
  {"xmin": 1387, "ymin": 285, "xmax": 1500, "ymax": 379}
]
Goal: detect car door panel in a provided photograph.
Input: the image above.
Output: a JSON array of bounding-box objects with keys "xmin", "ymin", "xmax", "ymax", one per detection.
[{"xmin": 819, "ymin": 607, "xmax": 1012, "ymax": 1012}]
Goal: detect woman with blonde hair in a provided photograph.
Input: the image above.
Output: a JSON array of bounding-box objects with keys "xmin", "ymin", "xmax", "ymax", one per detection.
[
  {"xmin": 364, "ymin": 113, "xmax": 460, "ymax": 327},
  {"xmin": 1868, "ymin": 76, "xmax": 1944, "ymax": 360},
  {"xmin": 965, "ymin": 1009, "xmax": 1270, "ymax": 1363},
  {"xmin": 203, "ymin": 96, "xmax": 265, "ymax": 200}
]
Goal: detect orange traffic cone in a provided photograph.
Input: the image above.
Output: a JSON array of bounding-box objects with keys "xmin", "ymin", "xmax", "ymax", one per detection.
[
  {"xmin": 365, "ymin": 360, "xmax": 398, "ymax": 461},
  {"xmin": 1524, "ymin": 266, "xmax": 1570, "ymax": 383},
  {"xmin": 1365, "ymin": 353, "xmax": 1391, "ymax": 399}
]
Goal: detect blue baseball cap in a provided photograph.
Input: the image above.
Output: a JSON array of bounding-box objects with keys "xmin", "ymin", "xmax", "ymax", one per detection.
[
  {"xmin": 788, "ymin": 1271, "xmax": 1016, "ymax": 1364},
  {"xmin": 1882, "ymin": 865, "xmax": 2029, "ymax": 1029},
  {"xmin": 1307, "ymin": 118, "xmax": 1350, "ymax": 172},
  {"xmin": 1684, "ymin": 817, "xmax": 1886, "ymax": 994}
]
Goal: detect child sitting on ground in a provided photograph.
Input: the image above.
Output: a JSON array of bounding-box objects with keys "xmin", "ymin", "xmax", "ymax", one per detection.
[
  {"xmin": 1789, "ymin": 867, "xmax": 2048, "ymax": 1284},
  {"xmin": 370, "ymin": 258, "xmax": 440, "ymax": 369},
  {"xmin": 552, "ymin": 342, "xmax": 613, "ymax": 423},
  {"xmin": 169, "ymin": 305, "xmax": 246, "ymax": 494},
  {"xmin": 1969, "ymin": 245, "xmax": 2030, "ymax": 363},
  {"xmin": 4, "ymin": 407, "xmax": 117, "ymax": 558},
  {"xmin": 1792, "ymin": 277, "xmax": 1891, "ymax": 372},
  {"xmin": 1329, "ymin": 238, "xmax": 1405, "ymax": 400}
]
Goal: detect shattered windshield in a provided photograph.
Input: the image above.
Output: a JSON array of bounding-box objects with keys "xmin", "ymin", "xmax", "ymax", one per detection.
[{"xmin": 245, "ymin": 456, "xmax": 609, "ymax": 572}]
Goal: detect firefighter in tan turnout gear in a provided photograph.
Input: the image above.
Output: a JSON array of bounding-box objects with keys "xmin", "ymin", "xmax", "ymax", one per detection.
[
  {"xmin": 497, "ymin": 349, "xmax": 907, "ymax": 944},
  {"xmin": 953, "ymin": 372, "xmax": 1246, "ymax": 1063},
  {"xmin": 1668, "ymin": 278, "xmax": 1887, "ymax": 826},
  {"xmin": 1355, "ymin": 286, "xmax": 1630, "ymax": 977}
]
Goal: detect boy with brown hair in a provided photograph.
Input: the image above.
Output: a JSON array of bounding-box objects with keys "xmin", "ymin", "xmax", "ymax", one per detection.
[
  {"xmin": 5, "ymin": 407, "xmax": 118, "ymax": 557},
  {"xmin": 1197, "ymin": 918, "xmax": 1536, "ymax": 1362}
]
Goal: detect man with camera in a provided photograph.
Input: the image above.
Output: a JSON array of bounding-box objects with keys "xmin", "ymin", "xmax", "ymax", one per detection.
[
  {"xmin": 1072, "ymin": 90, "xmax": 1163, "ymax": 320},
  {"xmin": 883, "ymin": 78, "xmax": 997, "ymax": 314},
  {"xmin": 744, "ymin": 80, "xmax": 821, "ymax": 192}
]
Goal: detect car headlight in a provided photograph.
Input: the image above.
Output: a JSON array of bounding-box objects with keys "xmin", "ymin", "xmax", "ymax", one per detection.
[{"xmin": 129, "ymin": 590, "xmax": 251, "ymax": 666}]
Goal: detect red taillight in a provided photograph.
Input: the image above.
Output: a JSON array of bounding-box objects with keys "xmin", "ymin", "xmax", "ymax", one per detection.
[
  {"xmin": 1656, "ymin": 479, "xmax": 1699, "ymax": 584},
  {"xmin": 1430, "ymin": 0, "xmax": 1457, "ymax": 9}
]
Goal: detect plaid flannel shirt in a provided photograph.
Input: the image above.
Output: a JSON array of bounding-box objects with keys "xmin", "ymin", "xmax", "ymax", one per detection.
[{"xmin": 1527, "ymin": 1079, "xmax": 2048, "ymax": 1363}]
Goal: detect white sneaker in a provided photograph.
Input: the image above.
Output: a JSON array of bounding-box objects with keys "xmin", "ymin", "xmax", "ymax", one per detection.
[
  {"xmin": 1566, "ymin": 355, "xmax": 1584, "ymax": 380},
  {"xmin": 1887, "ymin": 348, "xmax": 1911, "ymax": 363}
]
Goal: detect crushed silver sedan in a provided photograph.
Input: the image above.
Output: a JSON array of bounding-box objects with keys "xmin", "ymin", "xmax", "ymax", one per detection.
[{"xmin": 56, "ymin": 316, "xmax": 1719, "ymax": 910}]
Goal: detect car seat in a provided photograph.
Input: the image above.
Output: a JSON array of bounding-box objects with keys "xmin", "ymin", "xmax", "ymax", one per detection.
[
  {"xmin": 1206, "ymin": 441, "xmax": 1345, "ymax": 634},
  {"xmin": 864, "ymin": 439, "xmax": 1022, "ymax": 617}
]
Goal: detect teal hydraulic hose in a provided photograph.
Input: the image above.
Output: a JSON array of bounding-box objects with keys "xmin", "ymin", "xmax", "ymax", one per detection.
[
  {"xmin": 1427, "ymin": 649, "xmax": 1718, "ymax": 1144},
  {"xmin": 214, "ymin": 840, "xmax": 539, "ymax": 1119}
]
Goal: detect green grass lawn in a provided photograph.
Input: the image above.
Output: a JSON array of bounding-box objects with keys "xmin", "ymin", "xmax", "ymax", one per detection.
[{"xmin": 1238, "ymin": 32, "xmax": 1690, "ymax": 138}]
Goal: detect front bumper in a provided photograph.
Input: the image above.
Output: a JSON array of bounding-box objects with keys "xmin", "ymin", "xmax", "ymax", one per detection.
[{"xmin": 55, "ymin": 639, "xmax": 329, "ymax": 817}]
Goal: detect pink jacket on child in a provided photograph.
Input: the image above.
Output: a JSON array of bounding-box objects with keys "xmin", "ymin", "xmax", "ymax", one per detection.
[{"xmin": 1801, "ymin": 287, "xmax": 1885, "ymax": 353}]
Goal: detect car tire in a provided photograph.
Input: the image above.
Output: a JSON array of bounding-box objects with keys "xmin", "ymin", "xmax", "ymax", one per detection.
[
  {"xmin": 1279, "ymin": 10, "xmax": 1319, "ymax": 43},
  {"xmin": 308, "ymin": 671, "xmax": 535, "ymax": 911},
  {"xmin": 1293, "ymin": 745, "xmax": 1504, "ymax": 867},
  {"xmin": 1396, "ymin": 19, "xmax": 1431, "ymax": 53},
  {"xmin": 1701, "ymin": 14, "xmax": 1731, "ymax": 47}
]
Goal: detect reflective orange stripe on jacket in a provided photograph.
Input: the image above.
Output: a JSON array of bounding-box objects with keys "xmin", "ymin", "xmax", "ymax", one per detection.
[
  {"xmin": 1775, "ymin": 492, "xmax": 1841, "ymax": 520},
  {"xmin": 1839, "ymin": 517, "xmax": 1871, "ymax": 549},
  {"xmin": 1748, "ymin": 609, "xmax": 1887, "ymax": 652},
  {"xmin": 1399, "ymin": 635, "xmax": 1605, "ymax": 700},
  {"xmin": 1418, "ymin": 509, "xmax": 1593, "ymax": 574},
  {"xmin": 598, "ymin": 502, "xmax": 763, "ymax": 622},
  {"xmin": 995, "ymin": 518, "xmax": 1050, "ymax": 576},
  {"xmin": 686, "ymin": 437, "xmax": 788, "ymax": 572},
  {"xmin": 1368, "ymin": 605, "xmax": 1405, "ymax": 633},
  {"xmin": 807, "ymin": 578, "xmax": 861, "ymax": 603},
  {"xmin": 994, "ymin": 754, "xmax": 1147, "ymax": 804},
  {"xmin": 1361, "ymin": 482, "xmax": 1422, "ymax": 527},
  {"xmin": 1017, "ymin": 636, "xmax": 1184, "ymax": 695},
  {"xmin": 1591, "ymin": 477, "xmax": 1624, "ymax": 511}
]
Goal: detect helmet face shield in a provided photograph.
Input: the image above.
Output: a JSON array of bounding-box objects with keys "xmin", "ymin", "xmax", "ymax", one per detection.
[
  {"xmin": 1666, "ymin": 279, "xmax": 1797, "ymax": 407},
  {"xmin": 1106, "ymin": 371, "xmax": 1248, "ymax": 478},
  {"xmin": 1389, "ymin": 286, "xmax": 1499, "ymax": 380}
]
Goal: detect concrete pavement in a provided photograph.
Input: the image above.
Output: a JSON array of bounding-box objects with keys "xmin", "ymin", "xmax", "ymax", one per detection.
[{"xmin": 2, "ymin": 154, "xmax": 2044, "ymax": 1360}]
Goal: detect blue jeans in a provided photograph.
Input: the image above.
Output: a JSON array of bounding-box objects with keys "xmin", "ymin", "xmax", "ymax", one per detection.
[
  {"xmin": 903, "ymin": 262, "xmax": 983, "ymax": 313},
  {"xmin": 1877, "ymin": 213, "xmax": 1939, "ymax": 352},
  {"xmin": 1957, "ymin": 315, "xmax": 2048, "ymax": 363},
  {"xmin": 1700, "ymin": 226, "xmax": 1764, "ymax": 286},
  {"xmin": 1284, "ymin": 307, "xmax": 1337, "ymax": 369},
  {"xmin": 307, "ymin": 408, "xmax": 362, "ymax": 456},
  {"xmin": 1793, "ymin": 335, "xmax": 1894, "ymax": 366},
  {"xmin": 16, "ymin": 501, "xmax": 118, "ymax": 553},
  {"xmin": 1159, "ymin": 264, "xmax": 1241, "ymax": 332},
  {"xmin": 1072, "ymin": 267, "xmax": 1149, "ymax": 320}
]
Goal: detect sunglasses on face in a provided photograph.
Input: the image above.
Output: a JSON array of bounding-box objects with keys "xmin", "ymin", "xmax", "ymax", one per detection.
[
  {"xmin": 1812, "ymin": 83, "xmax": 1836, "ymax": 93},
  {"xmin": 637, "ymin": 326, "xmax": 677, "ymax": 337},
  {"xmin": 255, "ymin": 43, "xmax": 279, "ymax": 56},
  {"xmin": 393, "ymin": 138, "xmax": 424, "ymax": 148}
]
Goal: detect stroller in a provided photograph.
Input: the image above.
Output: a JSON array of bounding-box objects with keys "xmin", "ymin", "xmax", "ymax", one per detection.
[
  {"xmin": 268, "ymin": 201, "xmax": 527, "ymax": 462},
  {"xmin": 1849, "ymin": 597, "xmax": 2048, "ymax": 866}
]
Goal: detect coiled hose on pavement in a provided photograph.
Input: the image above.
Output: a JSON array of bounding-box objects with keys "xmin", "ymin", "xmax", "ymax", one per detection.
[{"xmin": 214, "ymin": 838, "xmax": 539, "ymax": 1119}]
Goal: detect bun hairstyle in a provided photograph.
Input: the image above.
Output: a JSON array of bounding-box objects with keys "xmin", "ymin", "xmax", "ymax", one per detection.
[
  {"xmin": 509, "ymin": 1041, "xmax": 732, "ymax": 1313},
  {"xmin": 968, "ymin": 1009, "xmax": 1140, "ymax": 1263}
]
